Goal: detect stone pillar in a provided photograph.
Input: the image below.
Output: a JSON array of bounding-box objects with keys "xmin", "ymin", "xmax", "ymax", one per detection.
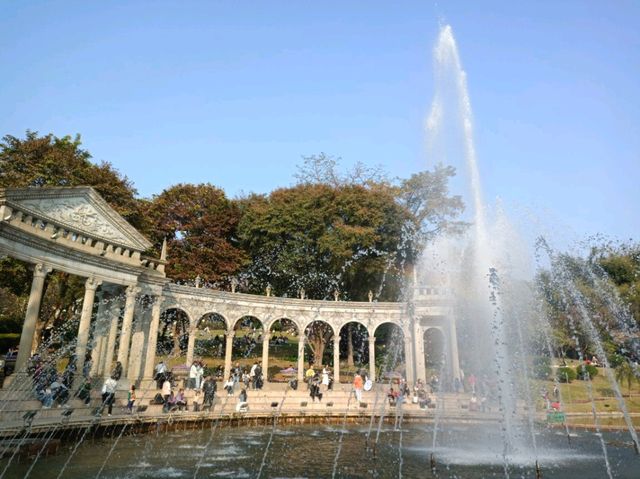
[
  {"xmin": 333, "ymin": 335, "xmax": 340, "ymax": 383},
  {"xmin": 414, "ymin": 323, "xmax": 426, "ymax": 383},
  {"xmin": 186, "ymin": 325, "xmax": 196, "ymax": 366},
  {"xmin": 116, "ymin": 285, "xmax": 138, "ymax": 376},
  {"xmin": 127, "ymin": 298, "xmax": 149, "ymax": 382},
  {"xmin": 223, "ymin": 330, "xmax": 235, "ymax": 381},
  {"xmin": 74, "ymin": 277, "xmax": 101, "ymax": 387},
  {"xmin": 261, "ymin": 333, "xmax": 270, "ymax": 383},
  {"xmin": 296, "ymin": 335, "xmax": 305, "ymax": 383},
  {"xmin": 15, "ymin": 263, "xmax": 51, "ymax": 374},
  {"xmin": 403, "ymin": 331, "xmax": 415, "ymax": 386},
  {"xmin": 90, "ymin": 336, "xmax": 104, "ymax": 377},
  {"xmin": 368, "ymin": 336, "xmax": 376, "ymax": 382},
  {"xmin": 101, "ymin": 295, "xmax": 123, "ymax": 377},
  {"xmin": 448, "ymin": 318, "xmax": 461, "ymax": 382},
  {"xmin": 143, "ymin": 295, "xmax": 163, "ymax": 379}
]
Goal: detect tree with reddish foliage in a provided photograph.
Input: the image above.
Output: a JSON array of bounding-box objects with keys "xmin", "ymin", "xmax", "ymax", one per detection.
[{"xmin": 144, "ymin": 183, "xmax": 247, "ymax": 284}]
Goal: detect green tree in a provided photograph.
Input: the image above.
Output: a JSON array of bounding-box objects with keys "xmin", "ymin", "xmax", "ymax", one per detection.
[
  {"xmin": 615, "ymin": 361, "xmax": 639, "ymax": 395},
  {"xmin": 0, "ymin": 131, "xmax": 143, "ymax": 351},
  {"xmin": 144, "ymin": 183, "xmax": 247, "ymax": 284}
]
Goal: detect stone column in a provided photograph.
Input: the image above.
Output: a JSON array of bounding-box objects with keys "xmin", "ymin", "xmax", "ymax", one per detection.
[
  {"xmin": 403, "ymin": 331, "xmax": 415, "ymax": 386},
  {"xmin": 368, "ymin": 336, "xmax": 376, "ymax": 382},
  {"xmin": 448, "ymin": 318, "xmax": 462, "ymax": 382},
  {"xmin": 74, "ymin": 277, "xmax": 101, "ymax": 387},
  {"xmin": 15, "ymin": 263, "xmax": 51, "ymax": 374},
  {"xmin": 296, "ymin": 335, "xmax": 305, "ymax": 383},
  {"xmin": 186, "ymin": 325, "xmax": 196, "ymax": 366},
  {"xmin": 333, "ymin": 335, "xmax": 340, "ymax": 383},
  {"xmin": 261, "ymin": 332, "xmax": 270, "ymax": 383},
  {"xmin": 223, "ymin": 330, "xmax": 235, "ymax": 381},
  {"xmin": 127, "ymin": 298, "xmax": 150, "ymax": 382},
  {"xmin": 116, "ymin": 285, "xmax": 138, "ymax": 376},
  {"xmin": 414, "ymin": 323, "xmax": 426, "ymax": 383},
  {"xmin": 101, "ymin": 295, "xmax": 123, "ymax": 377},
  {"xmin": 143, "ymin": 295, "xmax": 163, "ymax": 379},
  {"xmin": 90, "ymin": 336, "xmax": 104, "ymax": 377}
]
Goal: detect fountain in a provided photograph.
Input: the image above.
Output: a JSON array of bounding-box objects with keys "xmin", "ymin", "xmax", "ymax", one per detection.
[{"xmin": 0, "ymin": 22, "xmax": 638, "ymax": 479}]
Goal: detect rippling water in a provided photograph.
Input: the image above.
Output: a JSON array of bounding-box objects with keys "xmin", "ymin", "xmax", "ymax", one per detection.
[{"xmin": 2, "ymin": 424, "xmax": 639, "ymax": 478}]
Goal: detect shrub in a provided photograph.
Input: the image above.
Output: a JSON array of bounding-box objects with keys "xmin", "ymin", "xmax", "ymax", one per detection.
[
  {"xmin": 532, "ymin": 356, "xmax": 552, "ymax": 380},
  {"xmin": 556, "ymin": 366, "xmax": 577, "ymax": 383},
  {"xmin": 576, "ymin": 363, "xmax": 599, "ymax": 380}
]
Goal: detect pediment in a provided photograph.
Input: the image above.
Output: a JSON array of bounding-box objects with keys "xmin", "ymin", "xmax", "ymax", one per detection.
[{"xmin": 0, "ymin": 187, "xmax": 152, "ymax": 252}]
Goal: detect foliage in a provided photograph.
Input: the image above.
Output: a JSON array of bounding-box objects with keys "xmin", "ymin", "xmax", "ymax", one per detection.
[
  {"xmin": 576, "ymin": 363, "xmax": 599, "ymax": 380},
  {"xmin": 556, "ymin": 366, "xmax": 577, "ymax": 383},
  {"xmin": 532, "ymin": 356, "xmax": 552, "ymax": 380},
  {"xmin": 144, "ymin": 183, "xmax": 247, "ymax": 284},
  {"xmin": 0, "ymin": 130, "xmax": 141, "ymax": 225},
  {"xmin": 614, "ymin": 361, "xmax": 639, "ymax": 395}
]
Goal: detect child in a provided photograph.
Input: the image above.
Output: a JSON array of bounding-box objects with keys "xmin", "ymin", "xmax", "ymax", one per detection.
[{"xmin": 127, "ymin": 385, "xmax": 136, "ymax": 413}]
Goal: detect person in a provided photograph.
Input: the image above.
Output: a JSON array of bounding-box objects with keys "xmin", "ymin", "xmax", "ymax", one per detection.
[
  {"xmin": 236, "ymin": 388, "xmax": 248, "ymax": 412},
  {"xmin": 112, "ymin": 361, "xmax": 123, "ymax": 381},
  {"xmin": 321, "ymin": 365, "xmax": 330, "ymax": 390},
  {"xmin": 162, "ymin": 377, "xmax": 172, "ymax": 403},
  {"xmin": 155, "ymin": 361, "xmax": 168, "ymax": 389},
  {"xmin": 233, "ymin": 362, "xmax": 241, "ymax": 389},
  {"xmin": 242, "ymin": 370, "xmax": 250, "ymax": 389},
  {"xmin": 77, "ymin": 377, "xmax": 92, "ymax": 405},
  {"xmin": 62, "ymin": 356, "xmax": 76, "ymax": 389},
  {"xmin": 50, "ymin": 376, "xmax": 70, "ymax": 406},
  {"xmin": 82, "ymin": 353, "xmax": 92, "ymax": 379},
  {"xmin": 468, "ymin": 374, "xmax": 477, "ymax": 394},
  {"xmin": 195, "ymin": 361, "xmax": 204, "ymax": 390},
  {"xmin": 353, "ymin": 372, "xmax": 364, "ymax": 403},
  {"xmin": 224, "ymin": 376, "xmax": 234, "ymax": 396},
  {"xmin": 100, "ymin": 375, "xmax": 118, "ymax": 416},
  {"xmin": 553, "ymin": 385, "xmax": 560, "ymax": 401},
  {"xmin": 37, "ymin": 386, "xmax": 54, "ymax": 408},
  {"xmin": 305, "ymin": 365, "xmax": 315, "ymax": 390},
  {"xmin": 469, "ymin": 394, "xmax": 478, "ymax": 412},
  {"xmin": 453, "ymin": 377, "xmax": 462, "ymax": 394},
  {"xmin": 255, "ymin": 363, "xmax": 263, "ymax": 390},
  {"xmin": 387, "ymin": 386, "xmax": 399, "ymax": 406},
  {"xmin": 175, "ymin": 388, "xmax": 187, "ymax": 411},
  {"xmin": 127, "ymin": 385, "xmax": 136, "ymax": 413},
  {"xmin": 189, "ymin": 362, "xmax": 198, "ymax": 390},
  {"xmin": 163, "ymin": 391, "xmax": 177, "ymax": 413},
  {"xmin": 250, "ymin": 362, "xmax": 258, "ymax": 389},
  {"xmin": 310, "ymin": 374, "xmax": 323, "ymax": 402},
  {"xmin": 203, "ymin": 376, "xmax": 217, "ymax": 408}
]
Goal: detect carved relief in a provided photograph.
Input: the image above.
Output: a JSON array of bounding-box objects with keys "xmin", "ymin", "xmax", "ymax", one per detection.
[{"xmin": 20, "ymin": 198, "xmax": 131, "ymax": 245}]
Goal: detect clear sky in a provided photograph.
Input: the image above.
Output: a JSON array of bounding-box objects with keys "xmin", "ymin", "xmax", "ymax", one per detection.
[{"xmin": 1, "ymin": 1, "xmax": 638, "ymax": 243}]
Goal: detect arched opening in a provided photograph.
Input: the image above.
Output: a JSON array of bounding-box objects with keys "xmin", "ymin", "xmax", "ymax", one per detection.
[
  {"xmin": 231, "ymin": 315, "xmax": 264, "ymax": 372},
  {"xmin": 156, "ymin": 308, "xmax": 190, "ymax": 367},
  {"xmin": 303, "ymin": 320, "xmax": 334, "ymax": 369},
  {"xmin": 338, "ymin": 322, "xmax": 369, "ymax": 383},
  {"xmin": 267, "ymin": 318, "xmax": 299, "ymax": 382},
  {"xmin": 194, "ymin": 312, "xmax": 227, "ymax": 379},
  {"xmin": 373, "ymin": 322, "xmax": 405, "ymax": 383},
  {"xmin": 423, "ymin": 327, "xmax": 446, "ymax": 375}
]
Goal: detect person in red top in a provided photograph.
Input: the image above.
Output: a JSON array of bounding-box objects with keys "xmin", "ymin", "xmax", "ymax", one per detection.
[{"xmin": 353, "ymin": 372, "xmax": 364, "ymax": 402}]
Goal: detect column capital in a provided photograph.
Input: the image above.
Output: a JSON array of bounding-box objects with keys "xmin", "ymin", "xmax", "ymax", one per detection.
[
  {"xmin": 85, "ymin": 277, "xmax": 102, "ymax": 291},
  {"xmin": 368, "ymin": 336, "xmax": 376, "ymax": 344},
  {"xmin": 226, "ymin": 330, "xmax": 235, "ymax": 339},
  {"xmin": 125, "ymin": 285, "xmax": 140, "ymax": 299},
  {"xmin": 33, "ymin": 263, "xmax": 53, "ymax": 278},
  {"xmin": 262, "ymin": 332, "xmax": 271, "ymax": 341}
]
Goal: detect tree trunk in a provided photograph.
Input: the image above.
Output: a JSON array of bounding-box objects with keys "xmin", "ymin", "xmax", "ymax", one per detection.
[
  {"xmin": 347, "ymin": 325, "xmax": 354, "ymax": 367},
  {"xmin": 172, "ymin": 322, "xmax": 181, "ymax": 356}
]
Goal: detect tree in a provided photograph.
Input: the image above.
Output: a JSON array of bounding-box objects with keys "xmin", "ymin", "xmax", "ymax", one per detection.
[
  {"xmin": 237, "ymin": 182, "xmax": 413, "ymax": 301},
  {"xmin": 0, "ymin": 131, "xmax": 141, "ymax": 225},
  {"xmin": 0, "ymin": 131, "xmax": 143, "ymax": 350},
  {"xmin": 615, "ymin": 361, "xmax": 639, "ymax": 396},
  {"xmin": 144, "ymin": 183, "xmax": 247, "ymax": 284}
]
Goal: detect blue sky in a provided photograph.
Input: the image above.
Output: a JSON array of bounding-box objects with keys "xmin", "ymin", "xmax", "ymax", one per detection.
[{"xmin": 1, "ymin": 1, "xmax": 638, "ymax": 243}]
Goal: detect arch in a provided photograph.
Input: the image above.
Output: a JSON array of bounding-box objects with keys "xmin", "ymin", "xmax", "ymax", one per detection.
[
  {"xmin": 266, "ymin": 318, "xmax": 300, "ymax": 382},
  {"xmin": 191, "ymin": 312, "xmax": 227, "ymax": 378},
  {"xmin": 303, "ymin": 320, "xmax": 335, "ymax": 369},
  {"xmin": 423, "ymin": 327, "xmax": 446, "ymax": 370},
  {"xmin": 231, "ymin": 315, "xmax": 264, "ymax": 366},
  {"xmin": 198, "ymin": 310, "xmax": 230, "ymax": 331},
  {"xmin": 156, "ymin": 307, "xmax": 190, "ymax": 360},
  {"xmin": 337, "ymin": 321, "xmax": 370, "ymax": 383},
  {"xmin": 373, "ymin": 322, "xmax": 406, "ymax": 382}
]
